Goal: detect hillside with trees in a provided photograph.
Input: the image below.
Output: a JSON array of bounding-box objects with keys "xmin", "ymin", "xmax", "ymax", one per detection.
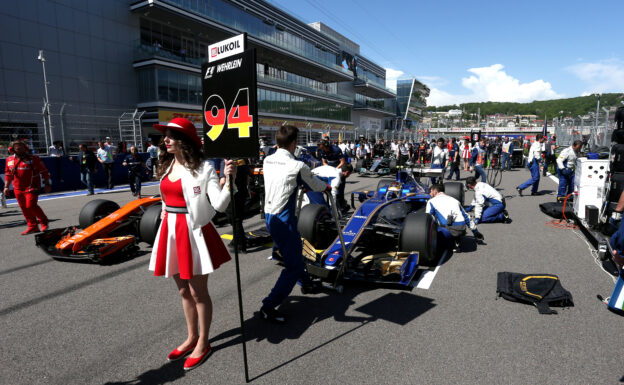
[{"xmin": 426, "ymin": 93, "xmax": 624, "ymax": 118}]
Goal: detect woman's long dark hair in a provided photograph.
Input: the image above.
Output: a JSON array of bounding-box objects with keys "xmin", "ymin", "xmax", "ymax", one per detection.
[{"xmin": 155, "ymin": 131, "xmax": 204, "ymax": 179}]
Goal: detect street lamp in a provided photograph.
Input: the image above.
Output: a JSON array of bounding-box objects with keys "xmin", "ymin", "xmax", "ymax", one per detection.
[
  {"xmin": 38, "ymin": 50, "xmax": 54, "ymax": 150},
  {"xmin": 594, "ymin": 93, "xmax": 601, "ymax": 129}
]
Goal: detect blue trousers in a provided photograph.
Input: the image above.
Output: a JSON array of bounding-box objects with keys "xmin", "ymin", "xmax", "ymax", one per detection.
[
  {"xmin": 557, "ymin": 168, "xmax": 574, "ymax": 198},
  {"xmin": 480, "ymin": 201, "xmax": 505, "ymax": 223},
  {"xmin": 262, "ymin": 215, "xmax": 311, "ymax": 309},
  {"xmin": 474, "ymin": 165, "xmax": 487, "ymax": 184},
  {"xmin": 80, "ymin": 170, "xmax": 94, "ymax": 194},
  {"xmin": 128, "ymin": 171, "xmax": 142, "ymax": 195},
  {"xmin": 518, "ymin": 160, "xmax": 540, "ymax": 194},
  {"xmin": 501, "ymin": 153, "xmax": 511, "ymax": 170},
  {"xmin": 447, "ymin": 163, "xmax": 460, "ymax": 180}
]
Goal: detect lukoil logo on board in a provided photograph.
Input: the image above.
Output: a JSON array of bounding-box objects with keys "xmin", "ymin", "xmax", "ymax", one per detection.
[{"xmin": 208, "ymin": 34, "xmax": 245, "ymax": 62}]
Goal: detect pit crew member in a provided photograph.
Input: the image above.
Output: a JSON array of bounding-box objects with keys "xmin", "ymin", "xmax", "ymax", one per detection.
[
  {"xmin": 516, "ymin": 133, "xmax": 546, "ymax": 196},
  {"xmin": 318, "ymin": 140, "xmax": 346, "ymax": 168},
  {"xmin": 501, "ymin": 137, "xmax": 513, "ymax": 171},
  {"xmin": 426, "ymin": 184, "xmax": 483, "ymax": 250},
  {"xmin": 556, "ymin": 140, "xmax": 582, "ymax": 201},
  {"xmin": 122, "ymin": 146, "xmax": 148, "ymax": 197},
  {"xmin": 3, "ymin": 141, "xmax": 51, "ymax": 234},
  {"xmin": 428, "ymin": 138, "xmax": 449, "ymax": 184},
  {"xmin": 469, "ymin": 138, "xmax": 488, "ymax": 183},
  {"xmin": 261, "ymin": 125, "xmax": 330, "ymax": 323},
  {"xmin": 465, "ymin": 176, "xmax": 510, "ymax": 224},
  {"xmin": 310, "ymin": 163, "xmax": 353, "ymax": 213}
]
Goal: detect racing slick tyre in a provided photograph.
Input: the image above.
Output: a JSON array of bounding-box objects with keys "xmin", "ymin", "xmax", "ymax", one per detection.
[
  {"xmin": 399, "ymin": 212, "xmax": 438, "ymax": 266},
  {"xmin": 444, "ymin": 182, "xmax": 465, "ymax": 206},
  {"xmin": 388, "ymin": 158, "xmax": 397, "ymax": 171},
  {"xmin": 298, "ymin": 203, "xmax": 335, "ymax": 249},
  {"xmin": 139, "ymin": 203, "xmax": 163, "ymax": 245},
  {"xmin": 78, "ymin": 199, "xmax": 120, "ymax": 228}
]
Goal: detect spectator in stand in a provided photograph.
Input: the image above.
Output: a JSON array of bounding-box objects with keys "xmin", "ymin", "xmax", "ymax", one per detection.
[
  {"xmin": 71, "ymin": 143, "xmax": 98, "ymax": 195},
  {"xmin": 3, "ymin": 141, "xmax": 51, "ymax": 234},
  {"xmin": 97, "ymin": 140, "xmax": 115, "ymax": 189},
  {"xmin": 146, "ymin": 139, "xmax": 159, "ymax": 180},
  {"xmin": 48, "ymin": 141, "xmax": 64, "ymax": 157},
  {"xmin": 123, "ymin": 146, "xmax": 148, "ymax": 197}
]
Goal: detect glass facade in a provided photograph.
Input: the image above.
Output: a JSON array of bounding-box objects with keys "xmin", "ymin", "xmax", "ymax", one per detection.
[
  {"xmin": 138, "ymin": 18, "xmax": 209, "ymax": 66},
  {"xmin": 396, "ymin": 79, "xmax": 428, "ymax": 122},
  {"xmin": 354, "ymin": 94, "xmax": 395, "ymax": 114},
  {"xmin": 258, "ymin": 88, "xmax": 350, "ymax": 122},
  {"xmin": 160, "ymin": 0, "xmax": 350, "ymax": 74},
  {"xmin": 137, "ymin": 67, "xmax": 350, "ymax": 122}
]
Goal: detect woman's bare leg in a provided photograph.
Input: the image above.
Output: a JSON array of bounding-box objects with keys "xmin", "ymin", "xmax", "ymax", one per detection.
[
  {"xmin": 173, "ymin": 274, "xmax": 199, "ymax": 350},
  {"xmin": 187, "ymin": 274, "xmax": 212, "ymax": 357}
]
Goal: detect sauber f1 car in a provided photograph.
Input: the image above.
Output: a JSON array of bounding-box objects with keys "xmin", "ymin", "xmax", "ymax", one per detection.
[
  {"xmin": 35, "ymin": 198, "xmax": 163, "ymax": 262},
  {"xmin": 298, "ymin": 166, "xmax": 464, "ymax": 288}
]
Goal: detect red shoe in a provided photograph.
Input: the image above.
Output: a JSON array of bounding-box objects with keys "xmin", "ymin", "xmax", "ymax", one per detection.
[
  {"xmin": 21, "ymin": 226, "xmax": 40, "ymax": 235},
  {"xmin": 40, "ymin": 221, "xmax": 49, "ymax": 231},
  {"xmin": 167, "ymin": 343, "xmax": 197, "ymax": 362},
  {"xmin": 183, "ymin": 346, "xmax": 212, "ymax": 371}
]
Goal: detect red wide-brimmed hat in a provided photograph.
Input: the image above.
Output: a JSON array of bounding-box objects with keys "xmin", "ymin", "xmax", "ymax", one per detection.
[{"xmin": 154, "ymin": 118, "xmax": 202, "ymax": 149}]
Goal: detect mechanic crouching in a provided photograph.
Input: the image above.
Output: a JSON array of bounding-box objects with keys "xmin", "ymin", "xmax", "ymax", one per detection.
[
  {"xmin": 426, "ymin": 184, "xmax": 483, "ymax": 251},
  {"xmin": 261, "ymin": 125, "xmax": 330, "ymax": 323},
  {"xmin": 465, "ymin": 177, "xmax": 511, "ymax": 224},
  {"xmin": 556, "ymin": 140, "xmax": 582, "ymax": 202}
]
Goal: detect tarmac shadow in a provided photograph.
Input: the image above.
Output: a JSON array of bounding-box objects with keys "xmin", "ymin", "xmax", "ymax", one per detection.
[
  {"xmin": 209, "ymin": 288, "xmax": 435, "ymax": 380},
  {"xmin": 0, "ymin": 209, "xmax": 20, "ymax": 217},
  {"xmin": 0, "ymin": 219, "xmax": 26, "ymax": 229},
  {"xmin": 103, "ymin": 361, "xmax": 188, "ymax": 385}
]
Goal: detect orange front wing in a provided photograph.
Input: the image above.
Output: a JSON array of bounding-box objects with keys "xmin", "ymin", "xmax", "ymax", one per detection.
[{"xmin": 56, "ymin": 197, "xmax": 161, "ymax": 253}]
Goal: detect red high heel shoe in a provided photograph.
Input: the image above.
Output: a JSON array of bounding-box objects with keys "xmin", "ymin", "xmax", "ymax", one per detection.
[
  {"xmin": 167, "ymin": 342, "xmax": 197, "ymax": 362},
  {"xmin": 183, "ymin": 346, "xmax": 212, "ymax": 371}
]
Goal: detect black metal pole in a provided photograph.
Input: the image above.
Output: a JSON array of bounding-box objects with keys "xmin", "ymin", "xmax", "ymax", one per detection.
[{"xmin": 230, "ymin": 173, "xmax": 250, "ymax": 382}]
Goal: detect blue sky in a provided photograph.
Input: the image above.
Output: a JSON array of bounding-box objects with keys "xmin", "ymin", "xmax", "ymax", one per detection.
[{"xmin": 268, "ymin": 0, "xmax": 624, "ymax": 106}]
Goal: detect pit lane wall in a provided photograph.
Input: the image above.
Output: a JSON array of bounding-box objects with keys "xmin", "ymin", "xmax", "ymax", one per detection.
[{"xmin": 0, "ymin": 153, "xmax": 150, "ymax": 193}]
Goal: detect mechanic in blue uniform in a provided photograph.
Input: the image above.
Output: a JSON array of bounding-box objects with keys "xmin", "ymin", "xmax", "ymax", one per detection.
[
  {"xmin": 122, "ymin": 146, "xmax": 148, "ymax": 197},
  {"xmin": 261, "ymin": 125, "xmax": 330, "ymax": 323},
  {"xmin": 446, "ymin": 137, "xmax": 460, "ymax": 181},
  {"xmin": 516, "ymin": 133, "xmax": 546, "ymax": 196},
  {"xmin": 426, "ymin": 184, "xmax": 483, "ymax": 251},
  {"xmin": 556, "ymin": 140, "xmax": 582, "ymax": 202},
  {"xmin": 465, "ymin": 176, "xmax": 510, "ymax": 223},
  {"xmin": 469, "ymin": 137, "xmax": 488, "ymax": 183}
]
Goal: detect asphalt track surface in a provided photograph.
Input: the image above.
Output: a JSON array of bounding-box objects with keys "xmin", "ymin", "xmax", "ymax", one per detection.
[{"xmin": 1, "ymin": 167, "xmax": 622, "ymax": 385}]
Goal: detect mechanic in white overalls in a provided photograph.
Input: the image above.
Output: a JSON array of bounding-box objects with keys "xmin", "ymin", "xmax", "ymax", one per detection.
[
  {"xmin": 517, "ymin": 133, "xmax": 546, "ymax": 196},
  {"xmin": 309, "ymin": 164, "xmax": 353, "ymax": 213},
  {"xmin": 261, "ymin": 125, "xmax": 330, "ymax": 323},
  {"xmin": 556, "ymin": 140, "xmax": 582, "ymax": 201},
  {"xmin": 426, "ymin": 184, "xmax": 483, "ymax": 250},
  {"xmin": 465, "ymin": 176, "xmax": 510, "ymax": 224}
]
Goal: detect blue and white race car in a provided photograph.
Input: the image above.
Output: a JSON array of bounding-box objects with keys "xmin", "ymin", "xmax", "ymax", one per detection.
[{"xmin": 298, "ymin": 167, "xmax": 465, "ymax": 288}]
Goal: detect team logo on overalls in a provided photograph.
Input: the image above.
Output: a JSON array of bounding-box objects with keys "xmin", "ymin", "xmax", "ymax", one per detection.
[
  {"xmin": 7, "ymin": 160, "xmax": 14, "ymax": 166},
  {"xmin": 193, "ymin": 186, "xmax": 201, "ymax": 195}
]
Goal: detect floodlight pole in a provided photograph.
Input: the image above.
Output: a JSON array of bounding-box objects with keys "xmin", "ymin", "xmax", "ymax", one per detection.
[{"xmin": 38, "ymin": 50, "xmax": 54, "ymax": 147}]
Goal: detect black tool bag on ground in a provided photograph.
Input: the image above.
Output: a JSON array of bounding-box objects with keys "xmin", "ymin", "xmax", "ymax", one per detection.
[
  {"xmin": 496, "ymin": 272, "xmax": 574, "ymax": 314},
  {"xmin": 539, "ymin": 201, "xmax": 574, "ymax": 219}
]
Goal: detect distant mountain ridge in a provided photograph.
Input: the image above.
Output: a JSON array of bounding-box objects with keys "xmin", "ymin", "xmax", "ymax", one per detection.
[{"xmin": 427, "ymin": 93, "xmax": 624, "ymax": 118}]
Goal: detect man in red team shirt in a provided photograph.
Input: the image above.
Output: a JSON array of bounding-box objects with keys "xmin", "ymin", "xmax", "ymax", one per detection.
[{"xmin": 3, "ymin": 141, "xmax": 52, "ymax": 235}]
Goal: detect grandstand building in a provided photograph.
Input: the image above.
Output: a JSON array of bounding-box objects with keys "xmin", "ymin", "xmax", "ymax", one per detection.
[{"xmin": 0, "ymin": 0, "xmax": 399, "ymax": 152}]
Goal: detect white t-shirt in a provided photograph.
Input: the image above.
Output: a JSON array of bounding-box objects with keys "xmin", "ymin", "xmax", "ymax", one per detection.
[{"xmin": 431, "ymin": 146, "xmax": 449, "ymax": 166}]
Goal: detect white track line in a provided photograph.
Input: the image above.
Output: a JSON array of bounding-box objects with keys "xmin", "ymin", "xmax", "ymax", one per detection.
[{"xmin": 414, "ymin": 250, "xmax": 448, "ymax": 289}]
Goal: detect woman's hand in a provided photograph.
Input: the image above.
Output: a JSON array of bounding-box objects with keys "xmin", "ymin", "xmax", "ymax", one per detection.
[
  {"xmin": 223, "ymin": 159, "xmax": 238, "ymax": 179},
  {"xmin": 160, "ymin": 209, "xmax": 166, "ymax": 220}
]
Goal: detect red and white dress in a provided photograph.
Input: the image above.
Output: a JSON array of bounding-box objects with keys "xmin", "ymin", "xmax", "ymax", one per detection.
[{"xmin": 149, "ymin": 176, "xmax": 231, "ymax": 279}]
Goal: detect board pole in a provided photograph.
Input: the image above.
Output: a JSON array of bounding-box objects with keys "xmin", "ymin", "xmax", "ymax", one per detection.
[{"xmin": 229, "ymin": 172, "xmax": 250, "ymax": 382}]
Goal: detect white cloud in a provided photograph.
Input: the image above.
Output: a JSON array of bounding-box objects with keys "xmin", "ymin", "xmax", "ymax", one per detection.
[
  {"xmin": 567, "ymin": 59, "xmax": 624, "ymax": 94},
  {"xmin": 385, "ymin": 68, "xmax": 404, "ymax": 91},
  {"xmin": 416, "ymin": 76, "xmax": 448, "ymax": 88},
  {"xmin": 425, "ymin": 64, "xmax": 562, "ymax": 106}
]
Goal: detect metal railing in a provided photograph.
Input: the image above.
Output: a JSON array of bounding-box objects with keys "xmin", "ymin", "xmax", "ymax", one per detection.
[{"xmin": 134, "ymin": 40, "xmax": 204, "ymax": 67}]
